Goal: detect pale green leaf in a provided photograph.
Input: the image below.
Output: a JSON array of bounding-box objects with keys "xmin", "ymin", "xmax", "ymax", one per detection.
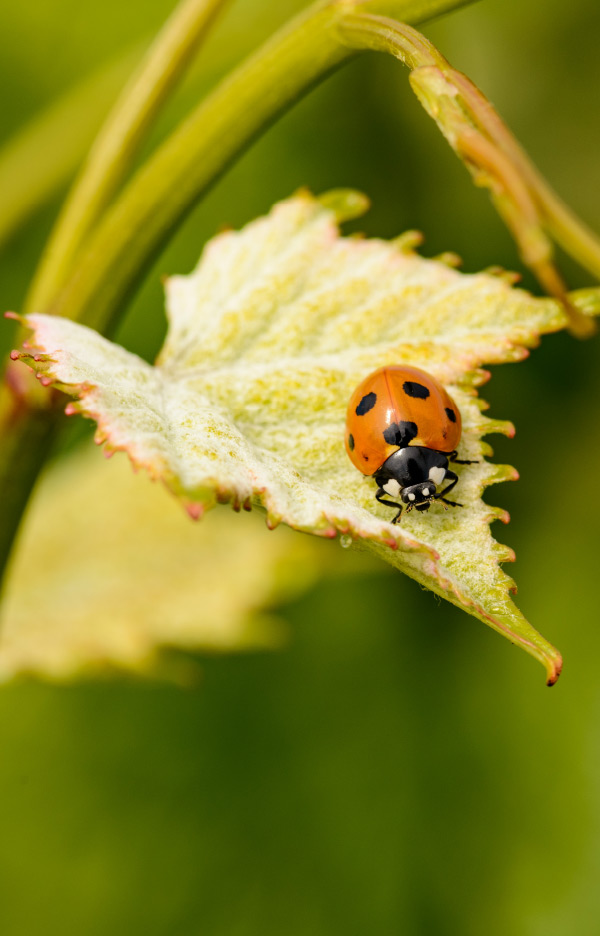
[
  {"xmin": 0, "ymin": 443, "xmax": 332, "ymax": 682},
  {"xmin": 12, "ymin": 191, "xmax": 588, "ymax": 683}
]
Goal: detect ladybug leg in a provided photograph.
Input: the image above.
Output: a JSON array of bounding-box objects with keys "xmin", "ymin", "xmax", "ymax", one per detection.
[
  {"xmin": 448, "ymin": 449, "xmax": 478, "ymax": 466},
  {"xmin": 436, "ymin": 471, "xmax": 463, "ymax": 508},
  {"xmin": 375, "ymin": 487, "xmax": 404, "ymax": 524}
]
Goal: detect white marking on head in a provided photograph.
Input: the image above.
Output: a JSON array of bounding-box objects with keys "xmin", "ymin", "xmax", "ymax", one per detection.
[
  {"xmin": 408, "ymin": 492, "xmax": 416, "ymax": 501},
  {"xmin": 428, "ymin": 466, "xmax": 446, "ymax": 486},
  {"xmin": 423, "ymin": 487, "xmax": 432, "ymax": 497},
  {"xmin": 383, "ymin": 479, "xmax": 401, "ymax": 497}
]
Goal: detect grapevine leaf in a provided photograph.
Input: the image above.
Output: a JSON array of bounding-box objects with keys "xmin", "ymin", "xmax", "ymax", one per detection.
[
  {"xmin": 0, "ymin": 444, "xmax": 333, "ymax": 682},
  {"xmin": 11, "ymin": 191, "xmax": 590, "ymax": 683}
]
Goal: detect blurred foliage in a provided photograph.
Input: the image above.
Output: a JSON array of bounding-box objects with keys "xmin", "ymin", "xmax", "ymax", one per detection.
[
  {"xmin": 0, "ymin": 445, "xmax": 341, "ymax": 680},
  {"xmin": 1, "ymin": 0, "xmax": 600, "ymax": 933}
]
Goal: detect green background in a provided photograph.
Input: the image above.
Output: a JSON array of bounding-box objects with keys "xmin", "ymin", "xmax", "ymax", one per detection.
[{"xmin": 1, "ymin": 1, "xmax": 600, "ymax": 933}]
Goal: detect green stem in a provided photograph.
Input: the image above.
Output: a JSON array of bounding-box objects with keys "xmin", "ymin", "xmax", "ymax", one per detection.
[
  {"xmin": 0, "ymin": 398, "xmax": 59, "ymax": 601},
  {"xmin": 447, "ymin": 69, "xmax": 600, "ymax": 281},
  {"xmin": 338, "ymin": 11, "xmax": 599, "ymax": 337},
  {"xmin": 25, "ymin": 0, "xmax": 231, "ymax": 317},
  {"xmin": 0, "ymin": 47, "xmax": 142, "ymax": 251},
  {"xmin": 336, "ymin": 10, "xmax": 441, "ymax": 66},
  {"xmin": 538, "ymin": 187, "xmax": 600, "ymax": 281},
  {"xmin": 47, "ymin": 0, "xmax": 476, "ymax": 333}
]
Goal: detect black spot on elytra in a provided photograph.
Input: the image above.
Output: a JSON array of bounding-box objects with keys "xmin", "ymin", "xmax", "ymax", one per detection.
[
  {"xmin": 403, "ymin": 380, "xmax": 430, "ymax": 399},
  {"xmin": 348, "ymin": 433, "xmax": 355, "ymax": 451},
  {"xmin": 356, "ymin": 392, "xmax": 377, "ymax": 415},
  {"xmin": 383, "ymin": 420, "xmax": 418, "ymax": 447},
  {"xmin": 445, "ymin": 407, "xmax": 457, "ymax": 423}
]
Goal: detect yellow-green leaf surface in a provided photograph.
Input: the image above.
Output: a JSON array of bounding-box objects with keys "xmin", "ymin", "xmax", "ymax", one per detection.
[
  {"xmin": 12, "ymin": 192, "xmax": 584, "ymax": 684},
  {"xmin": 0, "ymin": 444, "xmax": 331, "ymax": 682}
]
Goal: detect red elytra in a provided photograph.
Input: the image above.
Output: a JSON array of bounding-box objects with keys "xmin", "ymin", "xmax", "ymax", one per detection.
[{"xmin": 345, "ymin": 365, "xmax": 461, "ymax": 476}]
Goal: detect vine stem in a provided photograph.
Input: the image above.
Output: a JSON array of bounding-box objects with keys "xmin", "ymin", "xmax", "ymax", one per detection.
[
  {"xmin": 0, "ymin": 0, "xmax": 477, "ymax": 593},
  {"xmin": 25, "ymin": 0, "xmax": 231, "ymax": 317},
  {"xmin": 0, "ymin": 46, "xmax": 142, "ymax": 250},
  {"xmin": 337, "ymin": 13, "xmax": 600, "ymax": 337}
]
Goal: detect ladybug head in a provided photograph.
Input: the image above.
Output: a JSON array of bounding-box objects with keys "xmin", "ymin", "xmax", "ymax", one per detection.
[{"xmin": 401, "ymin": 480, "xmax": 436, "ymax": 512}]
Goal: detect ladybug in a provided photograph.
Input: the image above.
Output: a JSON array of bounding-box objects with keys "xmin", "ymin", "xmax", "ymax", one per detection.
[{"xmin": 345, "ymin": 365, "xmax": 475, "ymax": 523}]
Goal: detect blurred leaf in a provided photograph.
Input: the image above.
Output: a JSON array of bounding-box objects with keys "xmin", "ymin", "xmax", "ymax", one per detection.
[
  {"xmin": 0, "ymin": 443, "xmax": 329, "ymax": 682},
  {"xmin": 12, "ymin": 191, "xmax": 592, "ymax": 683}
]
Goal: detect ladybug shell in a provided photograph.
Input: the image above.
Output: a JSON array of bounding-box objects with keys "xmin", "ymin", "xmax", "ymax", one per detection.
[{"xmin": 345, "ymin": 365, "xmax": 461, "ymax": 476}]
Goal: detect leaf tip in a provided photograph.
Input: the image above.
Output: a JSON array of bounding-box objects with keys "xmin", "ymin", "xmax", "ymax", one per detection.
[
  {"xmin": 433, "ymin": 251, "xmax": 462, "ymax": 268},
  {"xmin": 393, "ymin": 229, "xmax": 424, "ymax": 252},
  {"xmin": 546, "ymin": 653, "xmax": 563, "ymax": 687},
  {"xmin": 483, "ymin": 266, "xmax": 521, "ymax": 286},
  {"xmin": 266, "ymin": 514, "xmax": 281, "ymax": 531},
  {"xmin": 185, "ymin": 501, "xmax": 204, "ymax": 521},
  {"xmin": 564, "ymin": 299, "xmax": 597, "ymax": 340},
  {"xmin": 492, "ymin": 507, "xmax": 511, "ymax": 525},
  {"xmin": 316, "ymin": 188, "xmax": 370, "ymax": 223}
]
